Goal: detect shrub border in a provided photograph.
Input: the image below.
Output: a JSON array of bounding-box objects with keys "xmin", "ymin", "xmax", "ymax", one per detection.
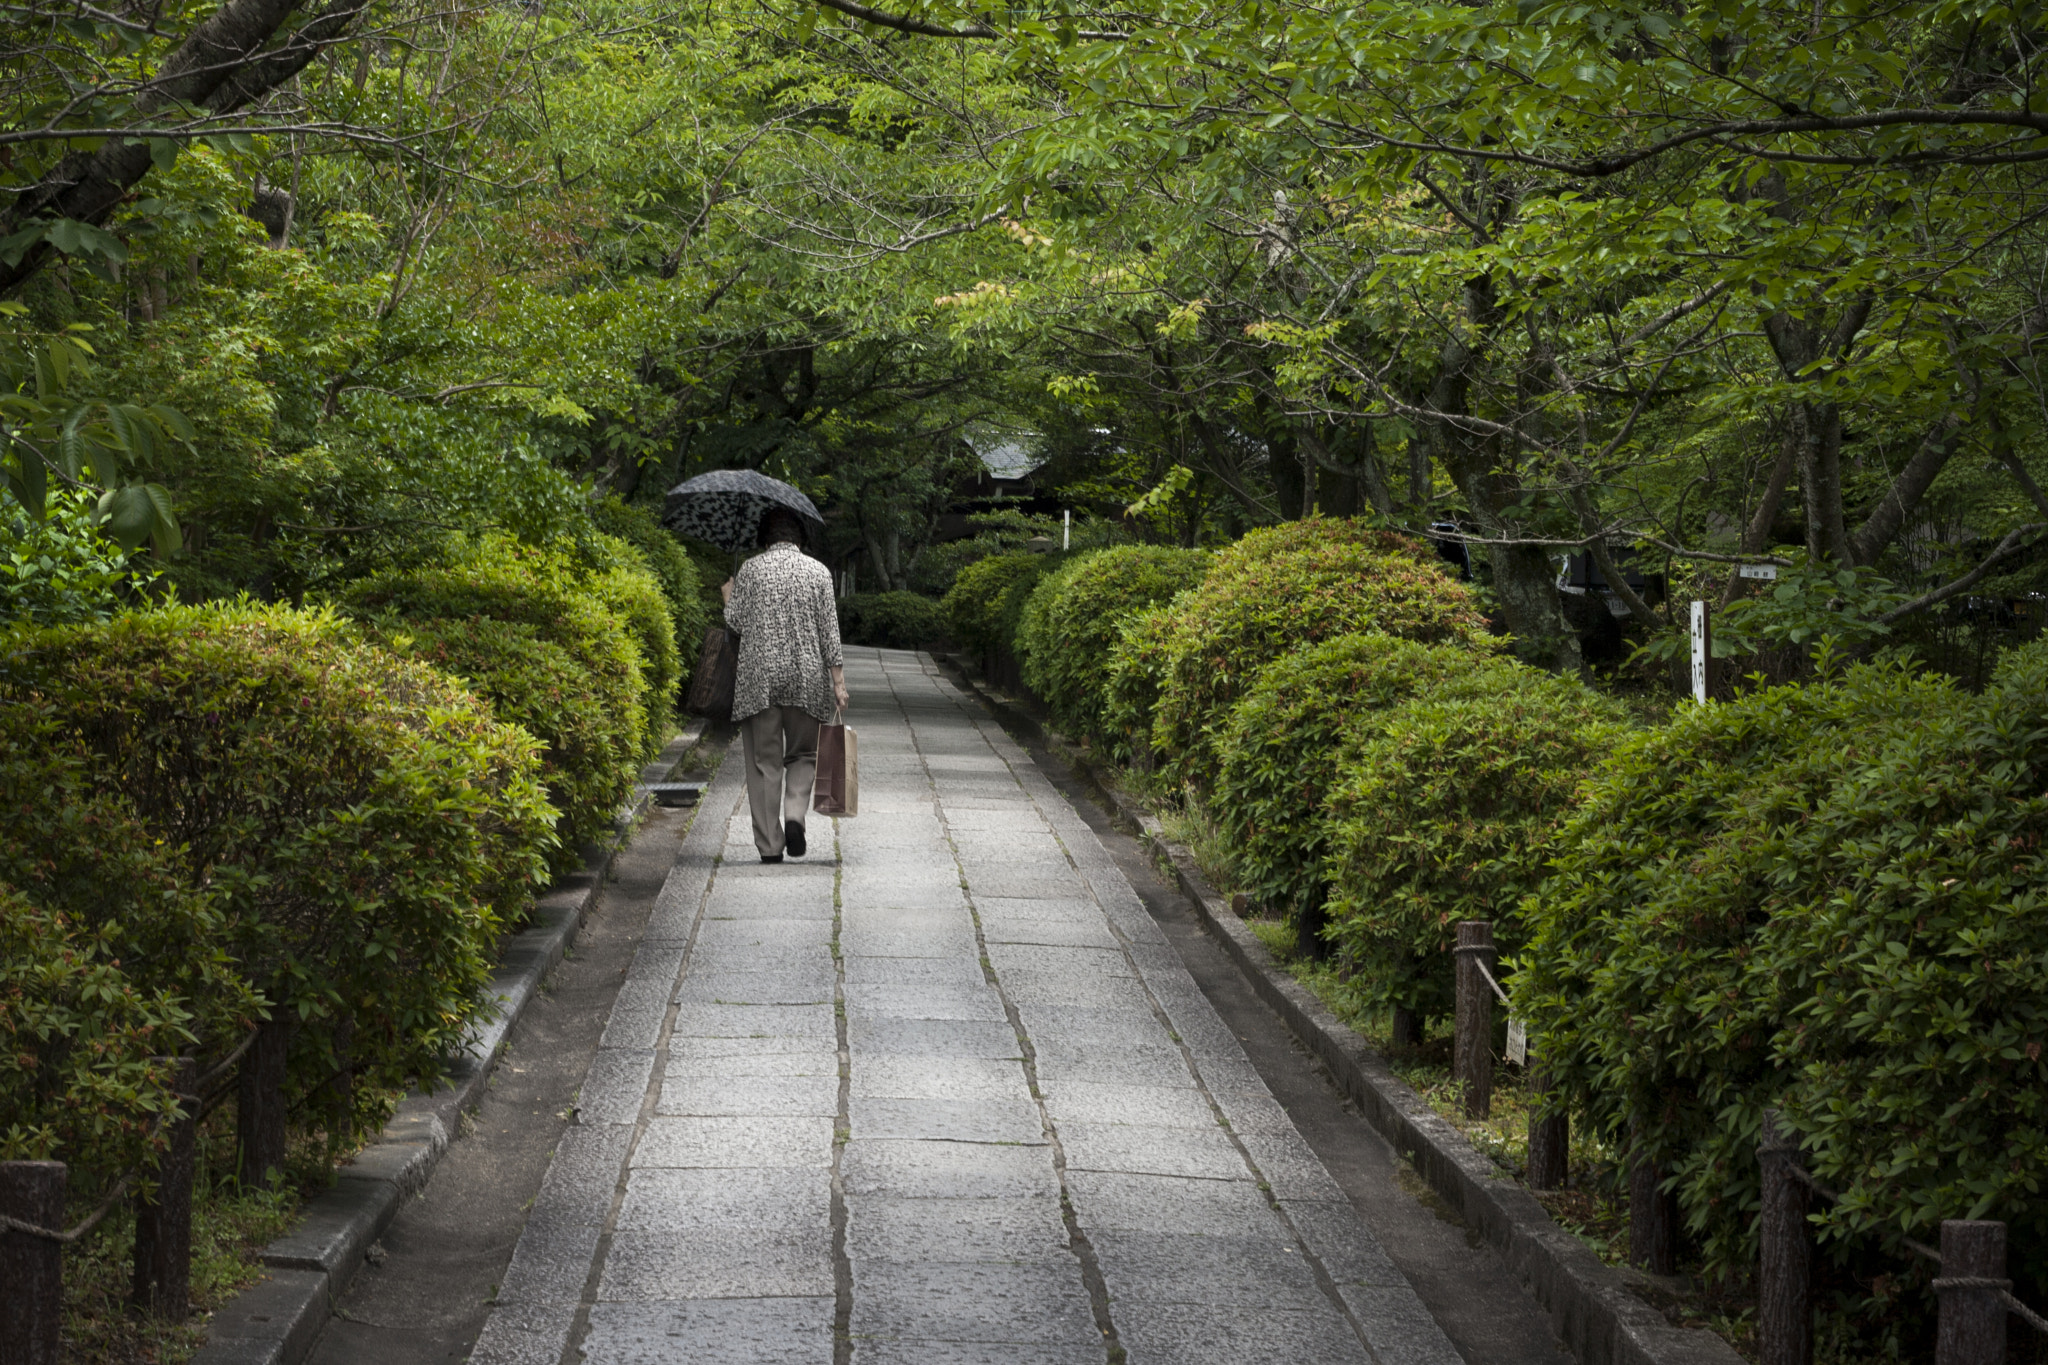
[
  {"xmin": 935, "ymin": 655, "xmax": 1743, "ymax": 1365},
  {"xmin": 188, "ymin": 721, "xmax": 709, "ymax": 1365}
]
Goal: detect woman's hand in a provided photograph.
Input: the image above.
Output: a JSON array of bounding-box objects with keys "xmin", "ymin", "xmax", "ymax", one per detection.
[
  {"xmin": 832, "ymin": 665, "xmax": 850, "ymax": 714},
  {"xmin": 720, "ymin": 577, "xmax": 733, "ymax": 605}
]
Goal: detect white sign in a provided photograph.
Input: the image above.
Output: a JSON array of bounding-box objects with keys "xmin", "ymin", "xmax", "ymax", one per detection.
[
  {"xmin": 1689, "ymin": 600, "xmax": 1711, "ymax": 705},
  {"xmin": 1738, "ymin": 563, "xmax": 1779, "ymax": 580},
  {"xmin": 1506, "ymin": 1017, "xmax": 1528, "ymax": 1067}
]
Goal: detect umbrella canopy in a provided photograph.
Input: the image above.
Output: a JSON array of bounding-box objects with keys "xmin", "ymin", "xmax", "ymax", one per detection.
[{"xmin": 662, "ymin": 469, "xmax": 825, "ymax": 554}]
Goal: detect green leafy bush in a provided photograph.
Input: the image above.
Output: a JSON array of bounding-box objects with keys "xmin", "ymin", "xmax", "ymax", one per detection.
[
  {"xmin": 590, "ymin": 495, "xmax": 706, "ymax": 685},
  {"xmin": 342, "ymin": 536, "xmax": 651, "ymax": 856},
  {"xmin": 1516, "ymin": 646, "xmax": 2048, "ymax": 1289},
  {"xmin": 583, "ymin": 537, "xmax": 681, "ymax": 752},
  {"xmin": 0, "ymin": 489, "xmax": 156, "ymax": 626},
  {"xmin": 0, "ymin": 888, "xmax": 195, "ymax": 1177},
  {"xmin": 1101, "ymin": 604, "xmax": 1182, "ymax": 764},
  {"xmin": 1214, "ymin": 635, "xmax": 1497, "ymax": 928},
  {"xmin": 1151, "ymin": 519, "xmax": 1488, "ymax": 789},
  {"xmin": 839, "ymin": 591, "xmax": 947, "ymax": 649},
  {"xmin": 1322, "ymin": 665, "xmax": 1629, "ymax": 1021},
  {"xmin": 0, "ymin": 601, "xmax": 554, "ymax": 1145},
  {"xmin": 942, "ymin": 552, "xmax": 1046, "ymax": 655},
  {"xmin": 0, "ymin": 717, "xmax": 256, "ymax": 1189},
  {"xmin": 1016, "ymin": 545, "xmax": 1210, "ymax": 743}
]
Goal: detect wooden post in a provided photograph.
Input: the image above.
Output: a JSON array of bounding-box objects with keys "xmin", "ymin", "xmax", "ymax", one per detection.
[
  {"xmin": 238, "ymin": 1018, "xmax": 289, "ymax": 1189},
  {"xmin": 1756, "ymin": 1109, "xmax": 1812, "ymax": 1365},
  {"xmin": 1629, "ymin": 1143, "xmax": 1677, "ymax": 1275},
  {"xmin": 134, "ymin": 1060, "xmax": 197, "ymax": 1319},
  {"xmin": 0, "ymin": 1160, "xmax": 65, "ymax": 1365},
  {"xmin": 1935, "ymin": 1219, "xmax": 2007, "ymax": 1365},
  {"xmin": 1454, "ymin": 921, "xmax": 1495, "ymax": 1119},
  {"xmin": 1526, "ymin": 1069, "xmax": 1569, "ymax": 1191}
]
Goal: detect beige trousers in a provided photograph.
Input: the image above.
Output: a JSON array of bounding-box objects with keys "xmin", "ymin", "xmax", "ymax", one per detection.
[{"xmin": 741, "ymin": 706, "xmax": 820, "ymax": 856}]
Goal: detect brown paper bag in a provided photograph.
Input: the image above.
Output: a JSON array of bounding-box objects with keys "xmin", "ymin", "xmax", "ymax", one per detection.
[{"xmin": 814, "ymin": 721, "xmax": 858, "ymax": 817}]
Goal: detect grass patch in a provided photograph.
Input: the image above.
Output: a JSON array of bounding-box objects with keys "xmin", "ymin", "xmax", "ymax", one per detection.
[{"xmin": 59, "ymin": 1105, "xmax": 367, "ymax": 1364}]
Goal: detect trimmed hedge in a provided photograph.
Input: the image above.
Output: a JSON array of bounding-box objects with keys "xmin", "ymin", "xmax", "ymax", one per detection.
[
  {"xmin": 1516, "ymin": 646, "xmax": 2048, "ymax": 1290},
  {"xmin": 342, "ymin": 536, "xmax": 652, "ymax": 859},
  {"xmin": 839, "ymin": 591, "xmax": 947, "ymax": 649},
  {"xmin": 0, "ymin": 601, "xmax": 554, "ymax": 1150},
  {"xmin": 584, "ymin": 536, "xmax": 681, "ymax": 755},
  {"xmin": 1322, "ymin": 664, "xmax": 1629, "ymax": 1021},
  {"xmin": 1101, "ymin": 604, "xmax": 1182, "ymax": 765},
  {"xmin": 1150, "ymin": 519, "xmax": 1488, "ymax": 789},
  {"xmin": 1016, "ymin": 546, "xmax": 1210, "ymax": 744},
  {"xmin": 1213, "ymin": 635, "xmax": 1497, "ymax": 929},
  {"xmin": 0, "ymin": 720, "xmax": 256, "ymax": 1185},
  {"xmin": 590, "ymin": 495, "xmax": 706, "ymax": 692},
  {"xmin": 942, "ymin": 552, "xmax": 1047, "ymax": 656}
]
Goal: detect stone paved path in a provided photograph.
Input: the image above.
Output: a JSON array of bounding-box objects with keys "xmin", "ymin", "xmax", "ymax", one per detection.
[{"xmin": 471, "ymin": 648, "xmax": 1464, "ymax": 1365}]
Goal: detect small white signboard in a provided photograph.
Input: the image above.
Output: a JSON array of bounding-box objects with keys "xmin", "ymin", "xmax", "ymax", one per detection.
[
  {"xmin": 1738, "ymin": 563, "xmax": 1779, "ymax": 580},
  {"xmin": 1689, "ymin": 600, "xmax": 1711, "ymax": 705},
  {"xmin": 1506, "ymin": 1017, "xmax": 1528, "ymax": 1067}
]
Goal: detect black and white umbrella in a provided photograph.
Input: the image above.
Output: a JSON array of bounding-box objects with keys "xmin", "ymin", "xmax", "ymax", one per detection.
[{"xmin": 662, "ymin": 469, "xmax": 824, "ymax": 553}]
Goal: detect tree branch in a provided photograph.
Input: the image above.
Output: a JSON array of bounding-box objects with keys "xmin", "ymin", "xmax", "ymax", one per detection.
[{"xmin": 1875, "ymin": 524, "xmax": 2048, "ymax": 626}]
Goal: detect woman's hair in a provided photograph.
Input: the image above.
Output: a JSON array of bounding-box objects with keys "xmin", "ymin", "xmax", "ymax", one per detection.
[{"xmin": 757, "ymin": 507, "xmax": 807, "ymax": 549}]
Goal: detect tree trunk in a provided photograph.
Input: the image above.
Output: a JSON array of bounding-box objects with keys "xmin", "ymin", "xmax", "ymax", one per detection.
[
  {"xmin": 238, "ymin": 1019, "xmax": 290, "ymax": 1189},
  {"xmin": 1628, "ymin": 1143, "xmax": 1678, "ymax": 1275},
  {"xmin": 1756, "ymin": 1110, "xmax": 1811, "ymax": 1365},
  {"xmin": 1295, "ymin": 884, "xmax": 1332, "ymax": 962},
  {"xmin": 1482, "ymin": 542, "xmax": 1583, "ymax": 674},
  {"xmin": 1526, "ymin": 1069, "xmax": 1569, "ymax": 1191},
  {"xmin": 133, "ymin": 1060, "xmax": 197, "ymax": 1319},
  {"xmin": 1267, "ymin": 427, "xmax": 1307, "ymax": 520}
]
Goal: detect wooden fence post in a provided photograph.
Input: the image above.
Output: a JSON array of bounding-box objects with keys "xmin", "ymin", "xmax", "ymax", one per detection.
[
  {"xmin": 1935, "ymin": 1219, "xmax": 2007, "ymax": 1365},
  {"xmin": 1756, "ymin": 1109, "xmax": 1812, "ymax": 1365},
  {"xmin": 134, "ymin": 1059, "xmax": 197, "ymax": 1318},
  {"xmin": 1454, "ymin": 920, "xmax": 1494, "ymax": 1120},
  {"xmin": 1629, "ymin": 1137, "xmax": 1677, "ymax": 1276},
  {"xmin": 0, "ymin": 1160, "xmax": 65, "ymax": 1365},
  {"xmin": 1526, "ymin": 1070, "xmax": 1569, "ymax": 1191}
]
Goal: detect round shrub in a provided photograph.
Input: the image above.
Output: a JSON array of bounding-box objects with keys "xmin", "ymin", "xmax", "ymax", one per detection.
[
  {"xmin": 942, "ymin": 552, "xmax": 1046, "ymax": 656},
  {"xmin": 1516, "ymin": 646, "xmax": 2048, "ymax": 1289},
  {"xmin": 584, "ymin": 537, "xmax": 681, "ymax": 753},
  {"xmin": 1016, "ymin": 546, "xmax": 1210, "ymax": 743},
  {"xmin": 1214, "ymin": 635, "xmax": 1499, "ymax": 928},
  {"xmin": 342, "ymin": 536, "xmax": 650, "ymax": 857},
  {"xmin": 1152, "ymin": 519, "xmax": 1488, "ymax": 789},
  {"xmin": 839, "ymin": 591, "xmax": 947, "ymax": 649},
  {"xmin": 0, "ymin": 601, "xmax": 554, "ymax": 1147},
  {"xmin": 1101, "ymin": 604, "xmax": 1181, "ymax": 765},
  {"xmin": 590, "ymin": 495, "xmax": 707, "ymax": 683},
  {"xmin": 0, "ymin": 717, "xmax": 256, "ymax": 1189},
  {"xmin": 1321, "ymin": 664, "xmax": 1630, "ymax": 1021}
]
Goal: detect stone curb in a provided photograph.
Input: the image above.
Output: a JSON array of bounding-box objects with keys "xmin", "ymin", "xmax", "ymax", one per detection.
[
  {"xmin": 933, "ymin": 658, "xmax": 1743, "ymax": 1365},
  {"xmin": 191, "ymin": 722, "xmax": 709, "ymax": 1365}
]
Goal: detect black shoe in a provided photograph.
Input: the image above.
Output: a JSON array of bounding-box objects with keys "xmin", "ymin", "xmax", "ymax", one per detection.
[
  {"xmin": 785, "ymin": 822, "xmax": 807, "ymax": 860},
  {"xmin": 760, "ymin": 854, "xmax": 783, "ymax": 864}
]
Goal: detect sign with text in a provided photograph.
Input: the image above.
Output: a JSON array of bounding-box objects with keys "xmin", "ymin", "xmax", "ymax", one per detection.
[{"xmin": 1690, "ymin": 600, "xmax": 1711, "ymax": 704}]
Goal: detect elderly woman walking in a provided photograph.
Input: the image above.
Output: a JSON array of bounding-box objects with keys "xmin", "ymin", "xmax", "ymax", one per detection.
[{"xmin": 721, "ymin": 507, "xmax": 850, "ymax": 863}]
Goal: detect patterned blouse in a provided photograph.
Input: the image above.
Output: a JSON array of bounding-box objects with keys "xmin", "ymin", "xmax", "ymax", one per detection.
[{"xmin": 726, "ymin": 541, "xmax": 844, "ymax": 722}]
